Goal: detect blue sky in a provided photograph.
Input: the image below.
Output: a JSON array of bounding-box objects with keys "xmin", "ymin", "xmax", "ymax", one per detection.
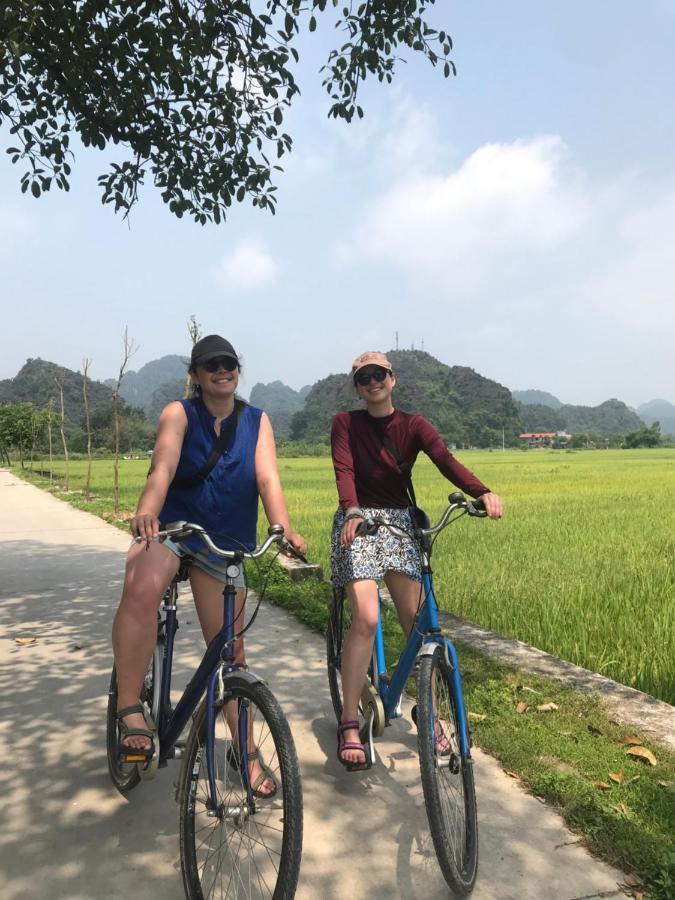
[{"xmin": 1, "ymin": 1, "xmax": 673, "ymax": 408}]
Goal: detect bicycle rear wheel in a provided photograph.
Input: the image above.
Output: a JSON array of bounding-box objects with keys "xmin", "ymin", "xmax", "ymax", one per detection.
[
  {"xmin": 106, "ymin": 651, "xmax": 158, "ymax": 793},
  {"xmin": 417, "ymin": 645, "xmax": 478, "ymax": 895},
  {"xmin": 179, "ymin": 678, "xmax": 303, "ymax": 900}
]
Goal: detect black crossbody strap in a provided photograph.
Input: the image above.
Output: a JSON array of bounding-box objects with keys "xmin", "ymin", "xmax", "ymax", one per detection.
[
  {"xmin": 359, "ymin": 412, "xmax": 417, "ymax": 507},
  {"xmin": 172, "ymin": 399, "xmax": 245, "ymax": 489}
]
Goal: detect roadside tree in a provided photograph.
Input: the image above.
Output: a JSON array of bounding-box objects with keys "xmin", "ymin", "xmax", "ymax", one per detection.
[{"xmin": 1, "ymin": 1, "xmax": 454, "ymax": 223}]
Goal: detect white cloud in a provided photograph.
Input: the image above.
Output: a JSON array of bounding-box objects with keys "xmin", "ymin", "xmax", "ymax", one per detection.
[
  {"xmin": 345, "ymin": 135, "xmax": 589, "ymax": 291},
  {"xmin": 576, "ymin": 186, "xmax": 675, "ymax": 337},
  {"xmin": 213, "ymin": 237, "xmax": 278, "ymax": 290}
]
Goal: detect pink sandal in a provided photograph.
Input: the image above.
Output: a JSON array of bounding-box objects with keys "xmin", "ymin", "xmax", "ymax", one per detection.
[{"xmin": 337, "ymin": 720, "xmax": 369, "ymax": 771}]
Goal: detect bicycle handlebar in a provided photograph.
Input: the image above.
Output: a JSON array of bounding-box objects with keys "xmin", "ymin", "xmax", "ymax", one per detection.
[
  {"xmin": 136, "ymin": 522, "xmax": 292, "ymax": 560},
  {"xmin": 355, "ymin": 491, "xmax": 487, "ymax": 541}
]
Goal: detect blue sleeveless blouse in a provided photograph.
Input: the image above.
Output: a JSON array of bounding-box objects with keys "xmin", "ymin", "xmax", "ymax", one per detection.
[{"xmin": 160, "ymin": 397, "xmax": 263, "ymax": 553}]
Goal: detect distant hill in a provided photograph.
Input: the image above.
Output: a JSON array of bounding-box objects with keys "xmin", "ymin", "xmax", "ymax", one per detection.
[
  {"xmin": 518, "ymin": 399, "xmax": 644, "ymax": 435},
  {"xmin": 512, "ymin": 389, "xmax": 562, "ymax": 409},
  {"xmin": 637, "ymin": 399, "xmax": 675, "ymax": 437},
  {"xmin": 0, "ymin": 358, "xmax": 114, "ymax": 421},
  {"xmin": 250, "ymin": 381, "xmax": 310, "ymax": 438},
  {"xmin": 107, "ymin": 355, "xmax": 187, "ymax": 419},
  {"xmin": 290, "ymin": 350, "xmax": 522, "ymax": 447}
]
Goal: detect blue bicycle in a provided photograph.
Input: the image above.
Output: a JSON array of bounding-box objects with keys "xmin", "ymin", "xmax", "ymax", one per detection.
[
  {"xmin": 106, "ymin": 523, "xmax": 303, "ymax": 899},
  {"xmin": 326, "ymin": 492, "xmax": 486, "ymax": 895}
]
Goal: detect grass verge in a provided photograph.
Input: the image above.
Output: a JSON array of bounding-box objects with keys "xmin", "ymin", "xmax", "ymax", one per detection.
[{"xmin": 247, "ymin": 560, "xmax": 675, "ymax": 900}]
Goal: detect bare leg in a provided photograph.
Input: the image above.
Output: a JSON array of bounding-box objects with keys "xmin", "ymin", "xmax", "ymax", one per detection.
[
  {"xmin": 339, "ymin": 579, "xmax": 380, "ymax": 766},
  {"xmin": 383, "ymin": 570, "xmax": 424, "ymax": 638},
  {"xmin": 190, "ymin": 567, "xmax": 275, "ymax": 795},
  {"xmin": 112, "ymin": 541, "xmax": 179, "ymax": 749}
]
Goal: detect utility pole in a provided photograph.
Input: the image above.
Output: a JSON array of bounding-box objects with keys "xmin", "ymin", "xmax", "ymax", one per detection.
[{"xmin": 395, "ymin": 331, "xmax": 399, "ymax": 350}]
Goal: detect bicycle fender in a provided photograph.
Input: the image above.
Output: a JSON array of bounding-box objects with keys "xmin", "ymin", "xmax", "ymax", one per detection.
[
  {"xmin": 222, "ymin": 669, "xmax": 266, "ymax": 690},
  {"xmin": 419, "ymin": 638, "xmax": 454, "ymax": 671}
]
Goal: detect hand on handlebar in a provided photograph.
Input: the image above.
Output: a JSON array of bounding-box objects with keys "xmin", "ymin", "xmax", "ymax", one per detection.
[
  {"xmin": 477, "ymin": 491, "xmax": 503, "ymax": 520},
  {"xmin": 280, "ymin": 531, "xmax": 308, "ymax": 561},
  {"xmin": 130, "ymin": 512, "xmax": 161, "ymax": 544}
]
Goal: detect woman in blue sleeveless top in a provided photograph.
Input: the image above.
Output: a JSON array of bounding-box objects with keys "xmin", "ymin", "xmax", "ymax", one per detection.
[{"xmin": 112, "ymin": 335, "xmax": 307, "ymax": 795}]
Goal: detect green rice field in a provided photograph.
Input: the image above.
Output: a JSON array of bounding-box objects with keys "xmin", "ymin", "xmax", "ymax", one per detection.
[{"xmin": 18, "ymin": 448, "xmax": 675, "ymax": 704}]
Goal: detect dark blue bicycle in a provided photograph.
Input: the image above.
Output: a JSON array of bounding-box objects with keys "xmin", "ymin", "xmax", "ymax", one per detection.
[
  {"xmin": 326, "ymin": 492, "xmax": 486, "ymax": 895},
  {"xmin": 106, "ymin": 522, "xmax": 303, "ymax": 899}
]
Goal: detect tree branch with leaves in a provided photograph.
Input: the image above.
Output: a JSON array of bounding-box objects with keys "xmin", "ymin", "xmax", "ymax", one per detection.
[{"xmin": 1, "ymin": 1, "xmax": 454, "ymax": 223}]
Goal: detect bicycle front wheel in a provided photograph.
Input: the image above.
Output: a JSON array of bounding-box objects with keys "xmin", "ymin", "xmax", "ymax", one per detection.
[
  {"xmin": 417, "ymin": 645, "xmax": 478, "ymax": 895},
  {"xmin": 179, "ymin": 678, "xmax": 303, "ymax": 900},
  {"xmin": 326, "ymin": 587, "xmax": 352, "ymax": 722}
]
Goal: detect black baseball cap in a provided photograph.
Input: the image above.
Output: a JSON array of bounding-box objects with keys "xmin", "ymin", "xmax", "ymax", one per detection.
[{"xmin": 190, "ymin": 334, "xmax": 239, "ymax": 367}]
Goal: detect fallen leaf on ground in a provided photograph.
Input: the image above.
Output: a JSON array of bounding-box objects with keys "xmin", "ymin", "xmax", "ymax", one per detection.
[
  {"xmin": 519, "ymin": 685, "xmax": 543, "ymax": 695},
  {"xmin": 587, "ymin": 724, "xmax": 603, "ymax": 736},
  {"xmin": 15, "ymin": 637, "xmax": 37, "ymax": 645},
  {"xmin": 657, "ymin": 780, "xmax": 673, "ymax": 788},
  {"xmin": 536, "ymin": 702, "xmax": 559, "ymax": 712},
  {"xmin": 626, "ymin": 746, "xmax": 657, "ymax": 766},
  {"xmin": 505, "ymin": 771, "xmax": 519, "ymax": 778},
  {"xmin": 610, "ymin": 803, "xmax": 631, "ymax": 815},
  {"xmin": 467, "ymin": 712, "xmax": 487, "ymax": 721},
  {"xmin": 593, "ymin": 780, "xmax": 611, "ymax": 790},
  {"xmin": 516, "ymin": 701, "xmax": 528, "ymax": 714},
  {"xmin": 608, "ymin": 771, "xmax": 624, "ymax": 784},
  {"xmin": 623, "ymin": 873, "xmax": 643, "ymax": 887},
  {"xmin": 617, "ymin": 736, "xmax": 642, "ymax": 746},
  {"xmin": 624, "ymin": 775, "xmax": 640, "ymax": 785}
]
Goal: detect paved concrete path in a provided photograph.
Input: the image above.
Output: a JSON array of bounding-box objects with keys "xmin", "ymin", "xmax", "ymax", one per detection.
[{"xmin": 0, "ymin": 469, "xmax": 629, "ymax": 900}]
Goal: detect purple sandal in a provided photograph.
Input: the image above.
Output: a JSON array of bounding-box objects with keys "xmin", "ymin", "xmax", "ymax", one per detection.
[{"xmin": 337, "ymin": 720, "xmax": 369, "ymax": 771}]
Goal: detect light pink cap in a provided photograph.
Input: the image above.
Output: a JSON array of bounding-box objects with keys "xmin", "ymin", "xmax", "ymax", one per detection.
[{"xmin": 351, "ymin": 351, "xmax": 392, "ymax": 374}]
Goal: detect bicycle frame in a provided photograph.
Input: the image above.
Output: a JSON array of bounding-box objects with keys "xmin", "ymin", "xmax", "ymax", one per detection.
[
  {"xmin": 151, "ymin": 561, "xmax": 255, "ymax": 807},
  {"xmin": 372, "ymin": 562, "xmax": 473, "ymax": 759}
]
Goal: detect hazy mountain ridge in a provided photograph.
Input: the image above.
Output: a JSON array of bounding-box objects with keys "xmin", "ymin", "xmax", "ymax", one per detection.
[
  {"xmin": 637, "ymin": 399, "xmax": 675, "ymax": 436},
  {"xmin": 2, "ymin": 356, "xmax": 671, "ymax": 443},
  {"xmin": 518, "ymin": 399, "xmax": 644, "ymax": 435},
  {"xmin": 512, "ymin": 389, "xmax": 562, "ymax": 409}
]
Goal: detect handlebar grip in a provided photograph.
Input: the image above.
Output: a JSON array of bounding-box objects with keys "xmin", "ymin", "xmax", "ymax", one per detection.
[{"xmin": 355, "ymin": 518, "xmax": 378, "ymax": 537}]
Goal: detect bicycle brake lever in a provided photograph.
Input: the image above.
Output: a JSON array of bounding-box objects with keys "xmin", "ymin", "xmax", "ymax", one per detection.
[{"xmin": 279, "ymin": 538, "xmax": 309, "ymax": 564}]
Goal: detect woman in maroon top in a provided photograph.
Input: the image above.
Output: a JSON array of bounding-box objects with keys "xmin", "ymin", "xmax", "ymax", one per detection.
[{"xmin": 331, "ymin": 351, "xmax": 503, "ymax": 769}]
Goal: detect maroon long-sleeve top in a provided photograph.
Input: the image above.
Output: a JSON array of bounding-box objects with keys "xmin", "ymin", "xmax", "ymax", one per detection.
[{"xmin": 331, "ymin": 409, "xmax": 490, "ymax": 510}]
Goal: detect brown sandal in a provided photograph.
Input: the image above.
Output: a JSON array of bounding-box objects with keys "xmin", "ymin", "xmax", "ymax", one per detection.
[{"xmin": 337, "ymin": 720, "xmax": 369, "ymax": 772}]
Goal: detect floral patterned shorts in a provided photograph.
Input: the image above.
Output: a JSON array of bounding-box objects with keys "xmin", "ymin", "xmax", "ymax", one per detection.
[{"xmin": 331, "ymin": 507, "xmax": 422, "ymax": 589}]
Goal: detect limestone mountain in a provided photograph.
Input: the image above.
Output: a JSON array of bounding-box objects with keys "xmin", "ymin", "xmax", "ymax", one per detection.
[
  {"xmin": 107, "ymin": 354, "xmax": 187, "ymax": 419},
  {"xmin": 0, "ymin": 358, "xmax": 114, "ymax": 420},
  {"xmin": 290, "ymin": 350, "xmax": 522, "ymax": 447},
  {"xmin": 249, "ymin": 381, "xmax": 311, "ymax": 437}
]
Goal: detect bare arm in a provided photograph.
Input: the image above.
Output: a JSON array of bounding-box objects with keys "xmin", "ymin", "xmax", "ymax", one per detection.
[
  {"xmin": 255, "ymin": 413, "xmax": 307, "ymax": 556},
  {"xmin": 132, "ymin": 401, "xmax": 187, "ymax": 541}
]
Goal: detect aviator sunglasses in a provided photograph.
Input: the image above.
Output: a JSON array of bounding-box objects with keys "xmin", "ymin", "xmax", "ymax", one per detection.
[
  {"xmin": 202, "ymin": 356, "xmax": 239, "ymax": 373},
  {"xmin": 354, "ymin": 366, "xmax": 392, "ymax": 386}
]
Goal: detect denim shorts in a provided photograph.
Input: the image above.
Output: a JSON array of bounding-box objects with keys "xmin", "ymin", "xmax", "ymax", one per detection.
[{"xmin": 162, "ymin": 536, "xmax": 247, "ymax": 588}]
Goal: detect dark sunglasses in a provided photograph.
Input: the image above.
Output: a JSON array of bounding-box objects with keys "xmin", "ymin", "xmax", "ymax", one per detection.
[
  {"xmin": 202, "ymin": 356, "xmax": 238, "ymax": 373},
  {"xmin": 354, "ymin": 366, "xmax": 391, "ymax": 386}
]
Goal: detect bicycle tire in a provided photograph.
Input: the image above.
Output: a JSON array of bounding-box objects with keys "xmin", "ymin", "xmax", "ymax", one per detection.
[
  {"xmin": 179, "ymin": 678, "xmax": 303, "ymax": 899},
  {"xmin": 326, "ymin": 588, "xmax": 351, "ymax": 722},
  {"xmin": 416, "ymin": 645, "xmax": 478, "ymax": 895},
  {"xmin": 106, "ymin": 653, "xmax": 158, "ymax": 794}
]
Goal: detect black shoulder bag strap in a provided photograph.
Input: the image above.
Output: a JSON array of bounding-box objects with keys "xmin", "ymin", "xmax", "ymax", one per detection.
[
  {"xmin": 172, "ymin": 398, "xmax": 245, "ymax": 489},
  {"xmin": 361, "ymin": 412, "xmax": 417, "ymax": 508}
]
